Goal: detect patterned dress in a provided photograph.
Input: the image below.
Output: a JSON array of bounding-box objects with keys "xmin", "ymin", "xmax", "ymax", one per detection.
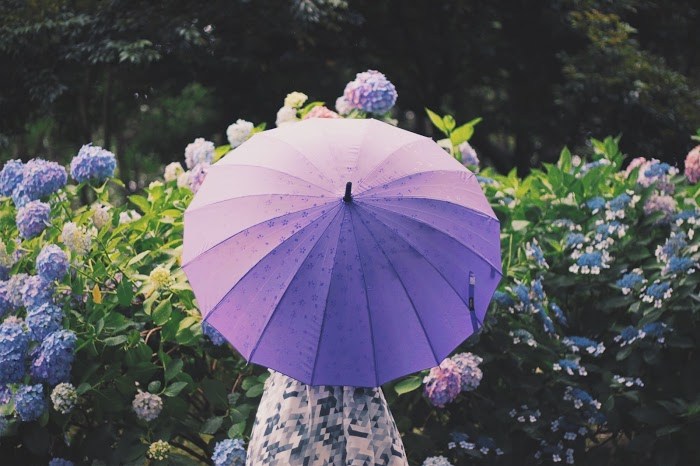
[{"xmin": 246, "ymin": 371, "xmax": 409, "ymax": 466}]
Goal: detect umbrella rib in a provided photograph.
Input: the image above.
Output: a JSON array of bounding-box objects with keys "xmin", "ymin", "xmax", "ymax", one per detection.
[
  {"xmin": 309, "ymin": 209, "xmax": 345, "ymax": 386},
  {"xmin": 247, "ymin": 205, "xmax": 345, "ymax": 363},
  {"xmin": 356, "ymin": 199, "xmax": 502, "ymax": 272},
  {"xmin": 355, "ymin": 168, "xmax": 470, "ymax": 199},
  {"xmin": 182, "ymin": 200, "xmax": 339, "ymax": 269},
  {"xmin": 357, "ymin": 203, "xmax": 502, "ymax": 314},
  {"xmin": 354, "ymin": 207, "xmax": 440, "ymax": 367},
  {"xmin": 348, "ymin": 206, "xmax": 380, "ymax": 387},
  {"xmin": 354, "ymin": 136, "xmax": 432, "ymax": 187},
  {"xmin": 185, "ymin": 192, "xmax": 334, "ymax": 216},
  {"xmin": 212, "ymin": 162, "xmax": 337, "ymax": 196}
]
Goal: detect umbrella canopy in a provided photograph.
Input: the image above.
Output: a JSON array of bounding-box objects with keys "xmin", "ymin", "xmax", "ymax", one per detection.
[{"xmin": 182, "ymin": 118, "xmax": 502, "ymax": 387}]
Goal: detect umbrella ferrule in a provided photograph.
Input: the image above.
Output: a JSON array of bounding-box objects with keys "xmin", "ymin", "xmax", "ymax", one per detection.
[{"xmin": 343, "ymin": 181, "xmax": 353, "ymax": 203}]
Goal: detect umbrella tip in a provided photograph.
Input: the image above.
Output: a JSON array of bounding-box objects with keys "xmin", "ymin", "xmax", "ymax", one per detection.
[{"xmin": 343, "ymin": 181, "xmax": 353, "ymax": 202}]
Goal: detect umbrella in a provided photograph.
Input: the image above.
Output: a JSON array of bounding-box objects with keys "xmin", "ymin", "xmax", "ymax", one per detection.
[{"xmin": 182, "ymin": 118, "xmax": 502, "ymax": 387}]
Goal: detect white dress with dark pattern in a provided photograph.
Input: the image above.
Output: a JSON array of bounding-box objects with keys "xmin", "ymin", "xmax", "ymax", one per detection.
[{"xmin": 246, "ymin": 371, "xmax": 409, "ymax": 466}]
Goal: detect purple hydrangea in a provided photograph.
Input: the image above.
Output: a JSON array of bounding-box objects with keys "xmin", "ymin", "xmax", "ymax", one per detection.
[
  {"xmin": 20, "ymin": 275, "xmax": 53, "ymax": 311},
  {"xmin": 423, "ymin": 359, "xmax": 462, "ymax": 407},
  {"xmin": 458, "ymin": 142, "xmax": 479, "ymax": 167},
  {"xmin": 5, "ymin": 273, "xmax": 27, "ymax": 309},
  {"xmin": 132, "ymin": 390, "xmax": 163, "ymax": 422},
  {"xmin": 202, "ymin": 321, "xmax": 226, "ymax": 346},
  {"xmin": 0, "ymin": 159, "xmax": 24, "ymax": 196},
  {"xmin": 188, "ymin": 162, "xmax": 210, "ymax": 193},
  {"xmin": 25, "ymin": 303, "xmax": 63, "ymax": 341},
  {"xmin": 212, "ymin": 438, "xmax": 247, "ymax": 466},
  {"xmin": 16, "ymin": 200, "xmax": 51, "ymax": 239},
  {"xmin": 450, "ymin": 352, "xmax": 483, "ymax": 391},
  {"xmin": 184, "ymin": 138, "xmax": 215, "ymax": 169},
  {"xmin": 30, "ymin": 329, "xmax": 77, "ymax": 385},
  {"xmin": 0, "ymin": 384, "xmax": 11, "ymax": 404},
  {"xmin": 36, "ymin": 244, "xmax": 69, "ymax": 282},
  {"xmin": 643, "ymin": 194, "xmax": 677, "ymax": 224},
  {"xmin": 70, "ymin": 144, "xmax": 116, "ymax": 183},
  {"xmin": 0, "ymin": 320, "xmax": 30, "ymax": 383},
  {"xmin": 343, "ymin": 70, "xmax": 397, "ymax": 114},
  {"xmin": 14, "ymin": 384, "xmax": 46, "ymax": 421},
  {"xmin": 10, "ymin": 159, "xmax": 67, "ymax": 207},
  {"xmin": 0, "ymin": 281, "xmax": 13, "ymax": 318},
  {"xmin": 48, "ymin": 459, "xmax": 75, "ymax": 466}
]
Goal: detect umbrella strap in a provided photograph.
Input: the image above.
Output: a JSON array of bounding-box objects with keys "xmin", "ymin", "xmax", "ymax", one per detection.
[{"xmin": 469, "ymin": 272, "xmax": 480, "ymax": 331}]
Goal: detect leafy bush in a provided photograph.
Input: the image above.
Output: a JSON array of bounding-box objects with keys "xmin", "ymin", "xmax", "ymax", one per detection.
[{"xmin": 1, "ymin": 71, "xmax": 698, "ymax": 466}]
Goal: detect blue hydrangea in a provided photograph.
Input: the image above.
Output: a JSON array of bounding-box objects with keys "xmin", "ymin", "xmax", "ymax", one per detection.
[
  {"xmin": 564, "ymin": 386, "xmax": 601, "ymax": 410},
  {"xmin": 36, "ymin": 244, "xmax": 69, "ymax": 282},
  {"xmin": 25, "ymin": 303, "xmax": 63, "ymax": 341},
  {"xmin": 549, "ymin": 303, "xmax": 568, "ymax": 327},
  {"xmin": 525, "ymin": 239, "xmax": 549, "ymax": 268},
  {"xmin": 563, "ymin": 336, "xmax": 605, "ymax": 356},
  {"xmin": 212, "ymin": 438, "xmax": 247, "ymax": 466},
  {"xmin": 595, "ymin": 221, "xmax": 623, "ymax": 240},
  {"xmin": 492, "ymin": 290, "xmax": 515, "ymax": 308},
  {"xmin": 534, "ymin": 303, "xmax": 556, "ymax": 334},
  {"xmin": 644, "ymin": 162, "xmax": 672, "ymax": 178},
  {"xmin": 672, "ymin": 209, "xmax": 698, "ymax": 224},
  {"xmin": 565, "ymin": 233, "xmax": 585, "ymax": 248},
  {"xmin": 70, "ymin": 144, "xmax": 116, "ymax": 183},
  {"xmin": 476, "ymin": 175, "xmax": 496, "ymax": 185},
  {"xmin": 553, "ymin": 359, "xmax": 584, "ymax": 375},
  {"xmin": 641, "ymin": 281, "xmax": 672, "ymax": 307},
  {"xmin": 14, "ymin": 384, "xmax": 46, "ymax": 421},
  {"xmin": 10, "ymin": 159, "xmax": 67, "ymax": 207},
  {"xmin": 585, "ymin": 197, "xmax": 606, "ymax": 211},
  {"xmin": 513, "ymin": 283, "xmax": 530, "ymax": 307},
  {"xmin": 0, "ymin": 281, "xmax": 13, "ymax": 318},
  {"xmin": 16, "ymin": 200, "xmax": 51, "ymax": 239},
  {"xmin": 21, "ymin": 275, "xmax": 53, "ymax": 311},
  {"xmin": 5, "ymin": 273, "xmax": 27, "ymax": 308},
  {"xmin": 0, "ymin": 159, "xmax": 24, "ymax": 196},
  {"xmin": 579, "ymin": 159, "xmax": 611, "ymax": 174},
  {"xmin": 656, "ymin": 232, "xmax": 688, "ymax": 263},
  {"xmin": 616, "ymin": 270, "xmax": 645, "ymax": 293},
  {"xmin": 202, "ymin": 321, "xmax": 226, "ymax": 346},
  {"xmin": 663, "ymin": 256, "xmax": 696, "ymax": 276},
  {"xmin": 608, "ymin": 193, "xmax": 632, "ymax": 211},
  {"xmin": 531, "ymin": 278, "xmax": 545, "ymax": 300},
  {"xmin": 641, "ymin": 322, "xmax": 669, "ymax": 343},
  {"xmin": 0, "ymin": 320, "xmax": 30, "ymax": 383},
  {"xmin": 343, "ymin": 70, "xmax": 397, "ymax": 114},
  {"xmin": 0, "ymin": 384, "xmax": 11, "ymax": 404},
  {"xmin": 614, "ymin": 326, "xmax": 642, "ymax": 346},
  {"xmin": 48, "ymin": 459, "xmax": 75, "ymax": 466},
  {"xmin": 30, "ymin": 329, "xmax": 77, "ymax": 385}
]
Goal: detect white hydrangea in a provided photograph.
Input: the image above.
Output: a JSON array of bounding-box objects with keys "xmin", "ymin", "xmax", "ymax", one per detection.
[
  {"xmin": 184, "ymin": 137, "xmax": 214, "ymax": 169},
  {"xmin": 335, "ymin": 96, "xmax": 353, "ymax": 115},
  {"xmin": 177, "ymin": 171, "xmax": 190, "ymax": 189},
  {"xmin": 119, "ymin": 210, "xmax": 142, "ymax": 225},
  {"xmin": 61, "ymin": 222, "xmax": 94, "ymax": 255},
  {"xmin": 91, "ymin": 203, "xmax": 111, "ymax": 229},
  {"xmin": 164, "ymin": 162, "xmax": 184, "ymax": 182},
  {"xmin": 276, "ymin": 106, "xmax": 299, "ymax": 127},
  {"xmin": 284, "ymin": 91, "xmax": 308, "ymax": 108},
  {"xmin": 227, "ymin": 119, "xmax": 254, "ymax": 148}
]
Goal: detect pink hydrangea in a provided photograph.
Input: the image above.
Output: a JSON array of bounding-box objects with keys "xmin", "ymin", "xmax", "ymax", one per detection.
[
  {"xmin": 643, "ymin": 194, "xmax": 677, "ymax": 224},
  {"xmin": 624, "ymin": 157, "xmax": 647, "ymax": 178},
  {"xmin": 423, "ymin": 359, "xmax": 462, "ymax": 408},
  {"xmin": 302, "ymin": 106, "xmax": 340, "ymax": 120},
  {"xmin": 684, "ymin": 145, "xmax": 700, "ymax": 184}
]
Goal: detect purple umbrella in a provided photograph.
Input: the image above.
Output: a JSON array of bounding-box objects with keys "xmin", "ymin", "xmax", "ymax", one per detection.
[{"xmin": 182, "ymin": 118, "xmax": 502, "ymax": 387}]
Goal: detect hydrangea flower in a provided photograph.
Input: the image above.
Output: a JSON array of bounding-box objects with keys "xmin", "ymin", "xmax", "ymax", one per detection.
[
  {"xmin": 492, "ymin": 290, "xmax": 515, "ymax": 308},
  {"xmin": 563, "ymin": 386, "xmax": 601, "ymax": 410},
  {"xmin": 476, "ymin": 175, "xmax": 496, "ymax": 185},
  {"xmin": 569, "ymin": 247, "xmax": 611, "ymax": 274},
  {"xmin": 422, "ymin": 456, "xmax": 454, "ymax": 466},
  {"xmin": 643, "ymin": 194, "xmax": 677, "ymax": 224},
  {"xmin": 662, "ymin": 256, "xmax": 696, "ymax": 276},
  {"xmin": 184, "ymin": 138, "xmax": 215, "ymax": 169},
  {"xmin": 552, "ymin": 218, "xmax": 582, "ymax": 231},
  {"xmin": 14, "ymin": 384, "xmax": 46, "ymax": 421},
  {"xmin": 31, "ymin": 329, "xmax": 77, "ymax": 385},
  {"xmin": 525, "ymin": 238, "xmax": 549, "ymax": 268},
  {"xmin": 302, "ymin": 106, "xmax": 340, "ymax": 119},
  {"xmin": 91, "ymin": 203, "xmax": 112, "ymax": 229},
  {"xmin": 510, "ymin": 329, "xmax": 537, "ymax": 347},
  {"xmin": 577, "ymin": 158, "xmax": 611, "ymax": 176},
  {"xmin": 627, "ymin": 157, "xmax": 678, "ymax": 190},
  {"xmin": 423, "ymin": 359, "xmax": 462, "ymax": 407},
  {"xmin": 656, "ymin": 231, "xmax": 688, "ymax": 263},
  {"xmin": 6, "ymin": 273, "xmax": 28, "ymax": 309},
  {"xmin": 685, "ymin": 145, "xmax": 700, "ymax": 183},
  {"xmin": 70, "ymin": 144, "xmax": 116, "ymax": 183},
  {"xmin": 640, "ymin": 280, "xmax": 672, "ymax": 308},
  {"xmin": 343, "ymin": 70, "xmax": 397, "ymax": 114},
  {"xmin": 512, "ymin": 283, "xmax": 531, "ymax": 310},
  {"xmin": 202, "ymin": 321, "xmax": 226, "ymax": 346},
  {"xmin": 118, "ymin": 210, "xmax": 142, "ymax": 225},
  {"xmin": 614, "ymin": 326, "xmax": 643, "ymax": 346},
  {"xmin": 284, "ymin": 92, "xmax": 308, "ymax": 108},
  {"xmin": 48, "ymin": 459, "xmax": 75, "ymax": 466},
  {"xmin": 0, "ymin": 320, "xmax": 30, "ymax": 383},
  {"xmin": 458, "ymin": 142, "xmax": 479, "ymax": 167},
  {"xmin": 164, "ymin": 161, "xmax": 185, "ymax": 182},
  {"xmin": 148, "ymin": 266, "xmax": 171, "ymax": 289},
  {"xmin": 553, "ymin": 359, "xmax": 586, "ymax": 376},
  {"xmin": 20, "ymin": 275, "xmax": 52, "ymax": 310},
  {"xmin": 531, "ymin": 277, "xmax": 545, "ymax": 300},
  {"xmin": 132, "ymin": 389, "xmax": 163, "ymax": 422},
  {"xmin": 534, "ymin": 302, "xmax": 557, "ymax": 334},
  {"xmin": 147, "ymin": 440, "xmax": 171, "ymax": 461},
  {"xmin": 50, "ymin": 382, "xmax": 78, "ymax": 414},
  {"xmin": 0, "ymin": 159, "xmax": 24, "ymax": 196},
  {"xmin": 612, "ymin": 375, "xmax": 644, "ymax": 388},
  {"xmin": 624, "ymin": 156, "xmax": 647, "ymax": 178},
  {"xmin": 61, "ymin": 222, "xmax": 93, "ymax": 255},
  {"xmin": 227, "ymin": 119, "xmax": 255, "ymax": 148},
  {"xmin": 549, "ymin": 303, "xmax": 568, "ymax": 327},
  {"xmin": 36, "ymin": 244, "xmax": 69, "ymax": 282},
  {"xmin": 10, "ymin": 159, "xmax": 67, "ymax": 207},
  {"xmin": 585, "ymin": 197, "xmax": 606, "ymax": 213},
  {"xmin": 335, "ymin": 96, "xmax": 353, "ymax": 115},
  {"xmin": 641, "ymin": 322, "xmax": 669, "ymax": 343},
  {"xmin": 275, "ymin": 106, "xmax": 299, "ymax": 126},
  {"xmin": 562, "ymin": 336, "xmax": 605, "ymax": 356},
  {"xmin": 616, "ymin": 269, "xmax": 646, "ymax": 295},
  {"xmin": 212, "ymin": 438, "xmax": 247, "ymax": 466},
  {"xmin": 16, "ymin": 200, "xmax": 50, "ymax": 239},
  {"xmin": 450, "ymin": 352, "xmax": 483, "ymax": 391},
  {"xmin": 565, "ymin": 233, "xmax": 585, "ymax": 249},
  {"xmin": 0, "ymin": 282, "xmax": 12, "ymax": 318},
  {"xmin": 594, "ymin": 221, "xmax": 626, "ymax": 244},
  {"xmin": 25, "ymin": 303, "xmax": 63, "ymax": 341},
  {"xmin": 188, "ymin": 162, "xmax": 210, "ymax": 193},
  {"xmin": 607, "ymin": 193, "xmax": 632, "ymax": 212}
]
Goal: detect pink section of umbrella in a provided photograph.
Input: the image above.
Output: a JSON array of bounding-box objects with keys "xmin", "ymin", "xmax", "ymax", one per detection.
[{"xmin": 182, "ymin": 118, "xmax": 502, "ymax": 387}]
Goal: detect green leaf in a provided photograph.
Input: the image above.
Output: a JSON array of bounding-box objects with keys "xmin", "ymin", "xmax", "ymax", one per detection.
[
  {"xmin": 152, "ymin": 299, "xmax": 172, "ymax": 326},
  {"xmin": 116, "ymin": 279, "xmax": 134, "ymax": 307},
  {"xmin": 165, "ymin": 359, "xmax": 184, "ymax": 382},
  {"xmin": 163, "ymin": 381, "xmax": 188, "ymax": 397},
  {"xmin": 442, "ymin": 114, "xmax": 456, "ymax": 132},
  {"xmin": 228, "ymin": 421, "xmax": 246, "ymax": 438},
  {"xmin": 449, "ymin": 122, "xmax": 475, "ymax": 146},
  {"xmin": 394, "ymin": 376, "xmax": 422, "ymax": 395},
  {"xmin": 425, "ymin": 108, "xmax": 447, "ymax": 135},
  {"xmin": 148, "ymin": 380, "xmax": 161, "ymax": 393},
  {"xmin": 201, "ymin": 416, "xmax": 225, "ymax": 435},
  {"xmin": 128, "ymin": 195, "xmax": 150, "ymax": 214},
  {"xmin": 245, "ymin": 383, "xmax": 264, "ymax": 398},
  {"xmin": 103, "ymin": 335, "xmax": 128, "ymax": 347},
  {"xmin": 511, "ymin": 220, "xmax": 530, "ymax": 231}
]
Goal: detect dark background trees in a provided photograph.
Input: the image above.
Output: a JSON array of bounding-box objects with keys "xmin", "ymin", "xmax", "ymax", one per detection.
[{"xmin": 1, "ymin": 0, "xmax": 698, "ymax": 185}]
